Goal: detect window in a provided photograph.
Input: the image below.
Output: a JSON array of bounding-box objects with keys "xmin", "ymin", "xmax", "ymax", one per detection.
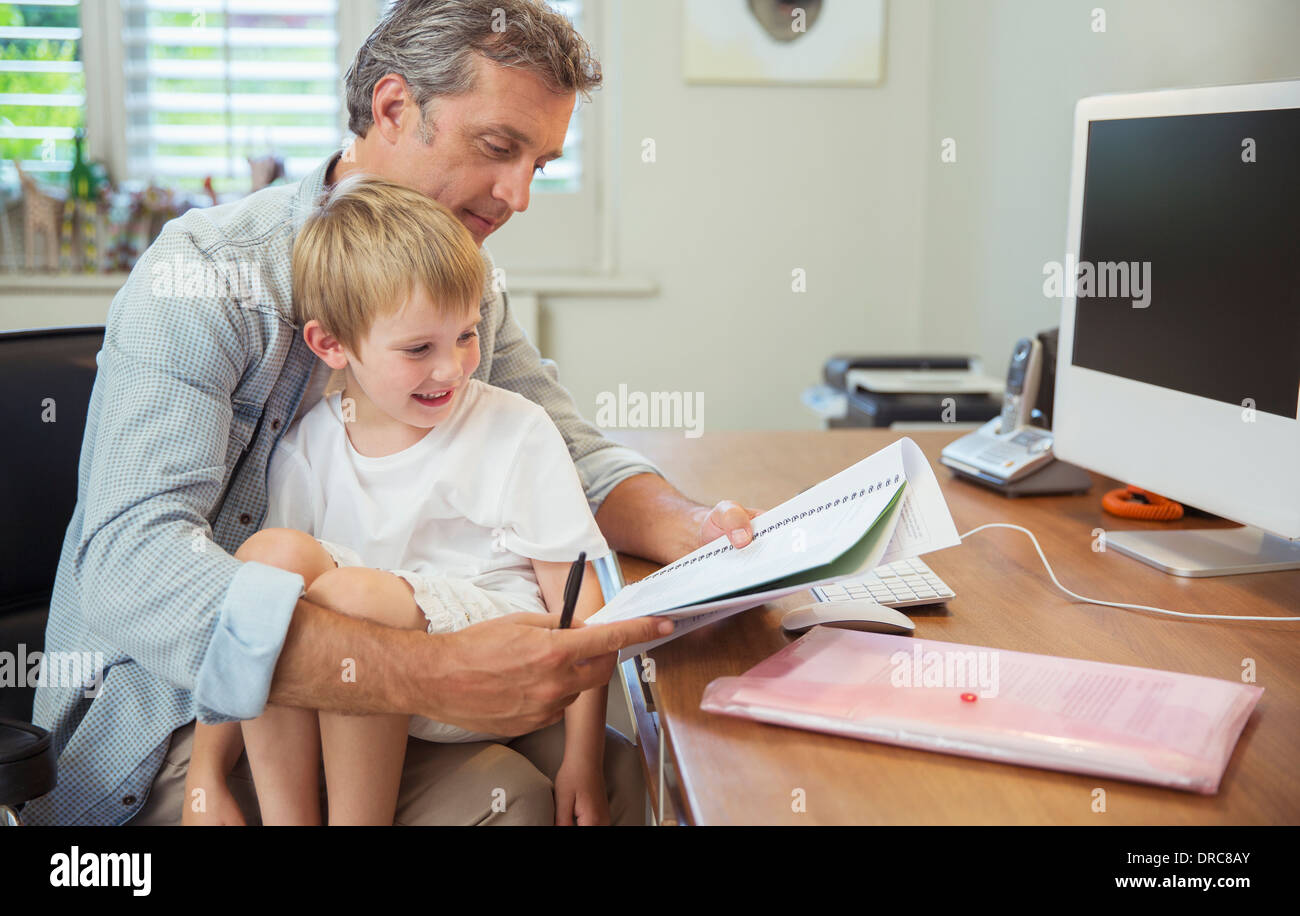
[
  {"xmin": 455, "ymin": 0, "xmax": 602, "ymax": 272},
  {"xmin": 6, "ymin": 0, "xmax": 604, "ymax": 271},
  {"xmin": 0, "ymin": 0, "xmax": 84, "ymax": 178},
  {"xmin": 121, "ymin": 0, "xmax": 592, "ymax": 206},
  {"xmin": 122, "ymin": 0, "xmax": 341, "ymax": 193}
]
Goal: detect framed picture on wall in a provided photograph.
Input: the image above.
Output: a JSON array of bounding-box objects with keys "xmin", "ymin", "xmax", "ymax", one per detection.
[{"xmin": 684, "ymin": 0, "xmax": 887, "ymax": 87}]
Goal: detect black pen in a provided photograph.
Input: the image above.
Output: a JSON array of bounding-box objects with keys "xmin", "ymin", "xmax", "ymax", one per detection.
[{"xmin": 558, "ymin": 551, "xmax": 586, "ymax": 629}]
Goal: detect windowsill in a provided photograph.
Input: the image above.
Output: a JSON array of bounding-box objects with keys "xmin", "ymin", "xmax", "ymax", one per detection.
[
  {"xmin": 0, "ymin": 272, "xmax": 131, "ymax": 292},
  {"xmin": 503, "ymin": 274, "xmax": 657, "ymax": 297},
  {"xmin": 0, "ymin": 271, "xmax": 659, "ymax": 298}
]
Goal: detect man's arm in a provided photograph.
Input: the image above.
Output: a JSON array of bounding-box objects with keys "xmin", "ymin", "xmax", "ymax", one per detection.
[
  {"xmin": 271, "ymin": 601, "xmax": 670, "ymax": 733},
  {"xmin": 75, "ymin": 239, "xmax": 300, "ymax": 721},
  {"xmin": 595, "ymin": 473, "xmax": 763, "ymax": 566}
]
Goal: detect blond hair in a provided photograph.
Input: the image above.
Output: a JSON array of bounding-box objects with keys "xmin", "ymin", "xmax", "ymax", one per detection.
[{"xmin": 291, "ymin": 175, "xmax": 485, "ymax": 352}]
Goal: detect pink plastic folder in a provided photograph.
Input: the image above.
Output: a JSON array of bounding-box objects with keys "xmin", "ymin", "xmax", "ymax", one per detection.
[{"xmin": 701, "ymin": 627, "xmax": 1262, "ymax": 794}]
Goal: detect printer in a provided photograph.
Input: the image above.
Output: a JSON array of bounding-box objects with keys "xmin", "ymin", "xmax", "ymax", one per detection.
[{"xmin": 806, "ymin": 355, "xmax": 1004, "ymax": 429}]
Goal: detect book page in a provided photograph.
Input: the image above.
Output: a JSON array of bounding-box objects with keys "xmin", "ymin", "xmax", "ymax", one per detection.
[
  {"xmin": 880, "ymin": 433, "xmax": 962, "ymax": 565},
  {"xmin": 613, "ymin": 494, "xmax": 906, "ymax": 659},
  {"xmin": 589, "ymin": 438, "xmax": 961, "ymax": 655}
]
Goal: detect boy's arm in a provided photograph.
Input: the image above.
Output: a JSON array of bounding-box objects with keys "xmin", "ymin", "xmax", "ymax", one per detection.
[
  {"xmin": 532, "ymin": 558, "xmax": 611, "ymax": 824},
  {"xmin": 531, "ymin": 558, "xmax": 609, "ymax": 767},
  {"xmin": 562, "ymin": 685, "xmax": 607, "ymax": 763}
]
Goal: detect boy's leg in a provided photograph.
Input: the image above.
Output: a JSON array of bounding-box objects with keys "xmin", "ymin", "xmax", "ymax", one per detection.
[
  {"xmin": 184, "ymin": 721, "xmax": 249, "ymax": 825},
  {"xmin": 307, "ymin": 566, "xmax": 426, "ymax": 826},
  {"xmin": 381, "ymin": 575, "xmax": 561, "ymax": 825},
  {"xmin": 240, "ymin": 705, "xmax": 324, "ymax": 825},
  {"xmin": 233, "ymin": 528, "xmax": 337, "ymax": 825},
  {"xmin": 129, "ymin": 719, "xmax": 329, "ymax": 826},
  {"xmin": 130, "ymin": 720, "xmax": 263, "ymax": 826}
]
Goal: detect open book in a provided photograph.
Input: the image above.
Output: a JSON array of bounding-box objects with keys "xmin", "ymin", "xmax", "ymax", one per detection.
[{"xmin": 588, "ymin": 437, "xmax": 962, "ymax": 659}]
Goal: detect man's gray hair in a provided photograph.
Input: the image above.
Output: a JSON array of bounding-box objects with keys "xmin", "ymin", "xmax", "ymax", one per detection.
[{"xmin": 345, "ymin": 0, "xmax": 602, "ymax": 138}]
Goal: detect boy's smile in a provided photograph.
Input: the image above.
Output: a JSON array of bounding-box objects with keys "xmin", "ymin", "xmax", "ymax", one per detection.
[{"xmin": 411, "ymin": 388, "xmax": 454, "ymax": 408}]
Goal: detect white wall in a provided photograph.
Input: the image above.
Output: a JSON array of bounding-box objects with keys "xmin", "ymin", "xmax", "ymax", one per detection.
[
  {"xmin": 544, "ymin": 0, "xmax": 1299, "ymax": 432},
  {"xmin": 541, "ymin": 0, "xmax": 935, "ymax": 431},
  {"xmin": 919, "ymin": 0, "xmax": 1300, "ymax": 383}
]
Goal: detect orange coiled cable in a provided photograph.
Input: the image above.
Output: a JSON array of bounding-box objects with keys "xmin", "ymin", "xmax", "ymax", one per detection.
[{"xmin": 1102, "ymin": 485, "xmax": 1184, "ymax": 520}]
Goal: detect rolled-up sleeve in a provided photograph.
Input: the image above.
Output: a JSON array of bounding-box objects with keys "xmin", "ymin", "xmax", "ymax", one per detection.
[
  {"xmin": 76, "ymin": 233, "xmax": 300, "ymax": 723},
  {"xmin": 480, "ymin": 248, "xmax": 665, "ymax": 516},
  {"xmin": 195, "ymin": 559, "xmax": 304, "ymax": 721},
  {"xmin": 573, "ymin": 445, "xmax": 665, "ymax": 517}
]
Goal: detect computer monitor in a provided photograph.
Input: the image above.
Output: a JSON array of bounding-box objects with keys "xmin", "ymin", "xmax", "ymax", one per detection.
[{"xmin": 1053, "ymin": 79, "xmax": 1300, "ymax": 577}]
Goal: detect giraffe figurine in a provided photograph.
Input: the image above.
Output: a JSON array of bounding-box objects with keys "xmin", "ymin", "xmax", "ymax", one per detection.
[
  {"xmin": 248, "ymin": 153, "xmax": 285, "ymax": 193},
  {"xmin": 15, "ymin": 161, "xmax": 65, "ymax": 271}
]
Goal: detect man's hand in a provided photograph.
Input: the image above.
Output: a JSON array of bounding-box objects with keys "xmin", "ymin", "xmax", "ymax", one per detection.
[
  {"xmin": 693, "ymin": 500, "xmax": 764, "ymax": 550},
  {"xmin": 413, "ymin": 614, "xmax": 672, "ymax": 736}
]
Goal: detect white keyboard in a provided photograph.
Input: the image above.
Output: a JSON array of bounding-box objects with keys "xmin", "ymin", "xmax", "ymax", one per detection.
[{"xmin": 812, "ymin": 558, "xmax": 956, "ymax": 609}]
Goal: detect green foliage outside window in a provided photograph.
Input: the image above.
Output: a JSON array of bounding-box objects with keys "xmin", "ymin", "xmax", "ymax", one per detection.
[{"xmin": 0, "ymin": 2, "xmax": 84, "ymax": 175}]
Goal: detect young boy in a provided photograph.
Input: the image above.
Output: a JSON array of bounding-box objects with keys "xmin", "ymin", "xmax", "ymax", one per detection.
[{"xmin": 183, "ymin": 175, "xmax": 613, "ymax": 826}]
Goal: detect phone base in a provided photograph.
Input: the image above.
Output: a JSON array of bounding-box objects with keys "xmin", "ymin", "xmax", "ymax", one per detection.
[{"xmin": 943, "ymin": 457, "xmax": 1093, "ymax": 498}]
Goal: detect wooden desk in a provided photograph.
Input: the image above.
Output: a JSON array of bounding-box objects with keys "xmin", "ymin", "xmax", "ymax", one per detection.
[{"xmin": 607, "ymin": 429, "xmax": 1299, "ymax": 825}]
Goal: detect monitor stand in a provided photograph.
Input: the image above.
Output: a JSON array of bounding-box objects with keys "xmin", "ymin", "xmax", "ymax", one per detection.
[{"xmin": 1107, "ymin": 527, "xmax": 1300, "ymax": 578}]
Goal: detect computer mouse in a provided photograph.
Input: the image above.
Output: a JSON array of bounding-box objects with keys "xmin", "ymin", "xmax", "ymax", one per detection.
[{"xmin": 780, "ymin": 598, "xmax": 916, "ymax": 636}]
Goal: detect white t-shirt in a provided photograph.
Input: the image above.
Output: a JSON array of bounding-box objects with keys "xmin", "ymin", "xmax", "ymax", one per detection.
[{"xmin": 264, "ymin": 378, "xmax": 610, "ymax": 614}]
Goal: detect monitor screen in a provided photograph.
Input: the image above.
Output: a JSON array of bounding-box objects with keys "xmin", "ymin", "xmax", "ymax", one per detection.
[{"xmin": 1070, "ymin": 108, "xmax": 1300, "ymax": 421}]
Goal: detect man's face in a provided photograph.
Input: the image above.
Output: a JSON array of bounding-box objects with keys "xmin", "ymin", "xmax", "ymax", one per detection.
[
  {"xmin": 346, "ymin": 284, "xmax": 482, "ymax": 430},
  {"xmin": 381, "ymin": 57, "xmax": 576, "ymax": 246}
]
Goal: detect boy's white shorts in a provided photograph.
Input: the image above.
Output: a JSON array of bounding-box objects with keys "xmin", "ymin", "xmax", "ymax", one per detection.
[{"xmin": 313, "ymin": 536, "xmax": 546, "ymax": 744}]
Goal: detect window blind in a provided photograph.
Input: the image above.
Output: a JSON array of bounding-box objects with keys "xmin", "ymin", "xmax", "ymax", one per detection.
[
  {"xmin": 122, "ymin": 0, "xmax": 342, "ymax": 192},
  {"xmin": 0, "ymin": 0, "xmax": 84, "ymax": 176}
]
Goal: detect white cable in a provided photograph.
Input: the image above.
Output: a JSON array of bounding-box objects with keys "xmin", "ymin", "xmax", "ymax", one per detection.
[{"xmin": 957, "ymin": 522, "xmax": 1300, "ymax": 622}]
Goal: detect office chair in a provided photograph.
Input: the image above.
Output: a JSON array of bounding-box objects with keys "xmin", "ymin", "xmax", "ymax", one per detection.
[
  {"xmin": 0, "ymin": 720, "xmax": 55, "ymax": 825},
  {"xmin": 0, "ymin": 325, "xmax": 105, "ymax": 824}
]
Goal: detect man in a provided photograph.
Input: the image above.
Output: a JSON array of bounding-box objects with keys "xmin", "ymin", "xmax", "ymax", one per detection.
[{"xmin": 26, "ymin": 0, "xmax": 758, "ymax": 826}]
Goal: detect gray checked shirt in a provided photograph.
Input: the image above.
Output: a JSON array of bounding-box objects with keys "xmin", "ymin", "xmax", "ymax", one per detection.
[{"xmin": 25, "ymin": 151, "xmax": 662, "ymax": 826}]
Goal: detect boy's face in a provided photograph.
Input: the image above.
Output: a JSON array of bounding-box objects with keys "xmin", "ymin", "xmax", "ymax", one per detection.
[{"xmin": 344, "ymin": 284, "xmax": 482, "ymax": 429}]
